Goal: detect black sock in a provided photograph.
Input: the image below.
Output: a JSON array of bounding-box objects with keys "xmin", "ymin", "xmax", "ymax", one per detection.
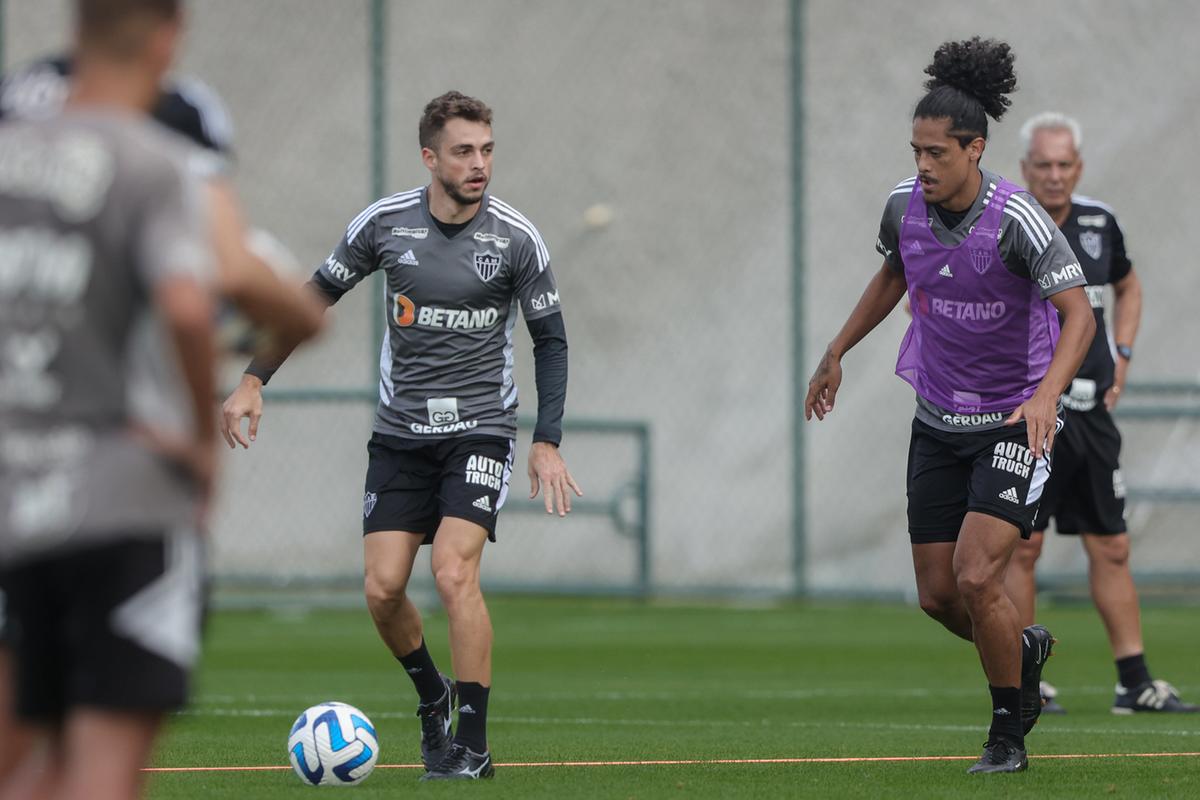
[
  {"xmin": 988, "ymin": 685, "xmax": 1023, "ymax": 747},
  {"xmin": 1116, "ymin": 653, "xmax": 1153, "ymax": 689},
  {"xmin": 397, "ymin": 640, "xmax": 445, "ymax": 705},
  {"xmin": 454, "ymin": 681, "xmax": 490, "ymax": 752}
]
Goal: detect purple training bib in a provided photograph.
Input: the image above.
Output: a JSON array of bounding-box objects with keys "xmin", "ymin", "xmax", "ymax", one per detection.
[{"xmin": 895, "ymin": 178, "xmax": 1060, "ymax": 414}]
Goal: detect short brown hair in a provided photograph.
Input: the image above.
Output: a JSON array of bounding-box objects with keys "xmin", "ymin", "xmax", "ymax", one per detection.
[
  {"xmin": 76, "ymin": 0, "xmax": 181, "ymax": 57},
  {"xmin": 418, "ymin": 91, "xmax": 493, "ymax": 151}
]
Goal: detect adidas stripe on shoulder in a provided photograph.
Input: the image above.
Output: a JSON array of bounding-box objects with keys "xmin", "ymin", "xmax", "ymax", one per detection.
[
  {"xmin": 889, "ymin": 176, "xmax": 918, "ymax": 199},
  {"xmin": 346, "ymin": 188, "xmax": 423, "ymax": 244},
  {"xmin": 1071, "ymin": 194, "xmax": 1118, "ymax": 217},
  {"xmin": 486, "ymin": 196, "xmax": 550, "ymax": 272},
  {"xmin": 1003, "ymin": 193, "xmax": 1053, "ymax": 255}
]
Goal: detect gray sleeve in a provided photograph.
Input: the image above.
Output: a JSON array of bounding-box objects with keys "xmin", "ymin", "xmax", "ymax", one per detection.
[
  {"xmin": 316, "ymin": 209, "xmax": 381, "ymax": 292},
  {"xmin": 137, "ymin": 152, "xmax": 211, "ymax": 288},
  {"xmin": 1001, "ymin": 191, "xmax": 1085, "ymax": 298},
  {"xmin": 875, "ymin": 190, "xmax": 907, "ymax": 273},
  {"xmin": 512, "ymin": 232, "xmax": 561, "ymax": 320}
]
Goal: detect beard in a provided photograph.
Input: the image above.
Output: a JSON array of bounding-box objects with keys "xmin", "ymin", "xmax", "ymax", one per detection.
[{"xmin": 440, "ymin": 174, "xmax": 488, "ymax": 207}]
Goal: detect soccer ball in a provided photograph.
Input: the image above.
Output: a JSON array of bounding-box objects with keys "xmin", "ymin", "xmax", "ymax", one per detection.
[{"xmin": 287, "ymin": 701, "xmax": 379, "ymax": 786}]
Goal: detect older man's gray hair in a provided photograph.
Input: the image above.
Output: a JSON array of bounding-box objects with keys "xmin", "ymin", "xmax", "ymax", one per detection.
[{"xmin": 1019, "ymin": 112, "xmax": 1082, "ymax": 157}]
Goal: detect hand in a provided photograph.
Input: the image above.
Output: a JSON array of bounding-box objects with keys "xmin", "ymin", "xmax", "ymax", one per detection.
[
  {"xmin": 804, "ymin": 347, "xmax": 843, "ymax": 421},
  {"xmin": 131, "ymin": 424, "xmax": 218, "ymax": 527},
  {"xmin": 527, "ymin": 441, "xmax": 583, "ymax": 517},
  {"xmin": 1103, "ymin": 384, "xmax": 1122, "ymax": 411},
  {"xmin": 221, "ymin": 374, "xmax": 264, "ymax": 449},
  {"xmin": 1105, "ymin": 358, "xmax": 1129, "ymax": 411},
  {"xmin": 1004, "ymin": 390, "xmax": 1058, "ymax": 460}
]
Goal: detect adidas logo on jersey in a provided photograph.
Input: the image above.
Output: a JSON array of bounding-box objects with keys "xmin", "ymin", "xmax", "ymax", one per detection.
[
  {"xmin": 939, "ymin": 265, "xmax": 954, "ymax": 278},
  {"xmin": 398, "ymin": 249, "xmax": 419, "ymax": 266},
  {"xmin": 999, "ymin": 486, "xmax": 1021, "ymax": 504},
  {"xmin": 472, "ymin": 496, "xmax": 492, "ymax": 513}
]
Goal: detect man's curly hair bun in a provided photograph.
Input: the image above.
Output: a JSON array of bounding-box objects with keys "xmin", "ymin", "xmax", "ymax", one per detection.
[{"xmin": 923, "ymin": 37, "xmax": 1017, "ymax": 122}]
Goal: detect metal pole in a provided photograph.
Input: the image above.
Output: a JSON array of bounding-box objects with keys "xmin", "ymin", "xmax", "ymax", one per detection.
[
  {"xmin": 0, "ymin": 0, "xmax": 7, "ymax": 70},
  {"xmin": 637, "ymin": 425, "xmax": 652, "ymax": 598},
  {"xmin": 790, "ymin": 0, "xmax": 807, "ymax": 597},
  {"xmin": 368, "ymin": 0, "xmax": 388, "ymax": 380}
]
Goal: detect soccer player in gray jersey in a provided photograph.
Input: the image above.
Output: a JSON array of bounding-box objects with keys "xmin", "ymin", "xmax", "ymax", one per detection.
[
  {"xmin": 222, "ymin": 91, "xmax": 581, "ymax": 781},
  {"xmin": 805, "ymin": 39, "xmax": 1095, "ymax": 773},
  {"xmin": 1003, "ymin": 113, "xmax": 1196, "ymax": 715},
  {"xmin": 0, "ymin": 1, "xmax": 216, "ymax": 796},
  {"xmin": 0, "ymin": 31, "xmax": 326, "ymax": 789}
]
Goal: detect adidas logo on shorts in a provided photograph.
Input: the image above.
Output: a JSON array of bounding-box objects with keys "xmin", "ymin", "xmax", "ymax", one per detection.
[
  {"xmin": 999, "ymin": 486, "xmax": 1021, "ymax": 504},
  {"xmin": 398, "ymin": 249, "xmax": 419, "ymax": 266},
  {"xmin": 472, "ymin": 496, "xmax": 492, "ymax": 513}
]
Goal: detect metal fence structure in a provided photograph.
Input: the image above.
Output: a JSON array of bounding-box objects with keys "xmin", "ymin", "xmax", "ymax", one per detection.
[{"xmin": 3, "ymin": 0, "xmax": 1198, "ymax": 601}]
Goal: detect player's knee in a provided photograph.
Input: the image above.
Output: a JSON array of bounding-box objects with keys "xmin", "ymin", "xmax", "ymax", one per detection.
[
  {"xmin": 432, "ymin": 559, "xmax": 477, "ymax": 601},
  {"xmin": 363, "ymin": 568, "xmax": 409, "ymax": 610},
  {"xmin": 954, "ymin": 568, "xmax": 994, "ymax": 603},
  {"xmin": 918, "ymin": 588, "xmax": 958, "ymax": 622},
  {"xmin": 1011, "ymin": 538, "xmax": 1042, "ymax": 570},
  {"xmin": 1093, "ymin": 536, "xmax": 1130, "ymax": 568}
]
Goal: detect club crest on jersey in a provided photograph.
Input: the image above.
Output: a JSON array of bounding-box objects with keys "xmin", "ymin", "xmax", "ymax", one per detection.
[
  {"xmin": 473, "ymin": 251, "xmax": 501, "ymax": 283},
  {"xmin": 1079, "ymin": 231, "xmax": 1103, "ymax": 261},
  {"xmin": 969, "ymin": 247, "xmax": 992, "ymax": 275},
  {"xmin": 363, "ymin": 491, "xmax": 377, "ymax": 518}
]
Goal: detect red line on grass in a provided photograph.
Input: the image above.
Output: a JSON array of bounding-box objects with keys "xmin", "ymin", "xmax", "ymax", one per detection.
[{"xmin": 143, "ymin": 751, "xmax": 1200, "ymax": 773}]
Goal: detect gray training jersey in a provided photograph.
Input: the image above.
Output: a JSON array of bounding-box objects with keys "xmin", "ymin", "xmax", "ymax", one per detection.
[
  {"xmin": 319, "ymin": 187, "xmax": 561, "ymax": 441},
  {"xmin": 876, "ymin": 168, "xmax": 1086, "ymax": 433},
  {"xmin": 0, "ymin": 111, "xmax": 210, "ymax": 564}
]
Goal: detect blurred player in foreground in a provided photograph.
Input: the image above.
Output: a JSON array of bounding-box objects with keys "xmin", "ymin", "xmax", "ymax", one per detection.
[
  {"xmin": 0, "ymin": 1, "xmax": 324, "ymax": 795},
  {"xmin": 805, "ymin": 38, "xmax": 1095, "ymax": 773},
  {"xmin": 1003, "ymin": 112, "xmax": 1197, "ymax": 715},
  {"xmin": 0, "ymin": 1, "xmax": 212, "ymax": 797},
  {"xmin": 222, "ymin": 91, "xmax": 581, "ymax": 780}
]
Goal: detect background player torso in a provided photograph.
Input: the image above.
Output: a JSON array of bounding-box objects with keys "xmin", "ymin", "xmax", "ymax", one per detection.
[
  {"xmin": 0, "ymin": 112, "xmax": 209, "ymax": 563},
  {"xmin": 319, "ymin": 188, "xmax": 559, "ymax": 441},
  {"xmin": 876, "ymin": 168, "xmax": 1085, "ymax": 432},
  {"xmin": 1059, "ymin": 197, "xmax": 1132, "ymax": 404},
  {"xmin": 0, "ymin": 55, "xmax": 235, "ymax": 439}
]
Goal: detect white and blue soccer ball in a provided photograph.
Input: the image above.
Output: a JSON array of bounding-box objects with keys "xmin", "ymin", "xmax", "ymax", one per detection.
[{"xmin": 287, "ymin": 701, "xmax": 379, "ymax": 786}]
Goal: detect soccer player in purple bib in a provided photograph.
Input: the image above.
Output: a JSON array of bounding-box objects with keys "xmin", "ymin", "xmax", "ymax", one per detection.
[{"xmin": 805, "ymin": 38, "xmax": 1095, "ymax": 773}]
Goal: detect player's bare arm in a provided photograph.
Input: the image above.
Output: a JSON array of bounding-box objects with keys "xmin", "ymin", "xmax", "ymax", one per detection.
[
  {"xmin": 528, "ymin": 441, "xmax": 582, "ymax": 517},
  {"xmin": 1005, "ymin": 285, "xmax": 1094, "ymax": 457},
  {"xmin": 1106, "ymin": 267, "xmax": 1142, "ymax": 410},
  {"xmin": 208, "ymin": 180, "xmax": 326, "ymax": 357},
  {"xmin": 805, "ymin": 261, "xmax": 907, "ymax": 421},
  {"xmin": 157, "ymin": 274, "xmax": 219, "ymax": 510},
  {"xmin": 220, "ymin": 282, "xmax": 336, "ymax": 449}
]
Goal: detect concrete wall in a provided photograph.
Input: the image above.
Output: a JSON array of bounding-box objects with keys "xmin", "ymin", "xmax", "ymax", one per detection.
[{"xmin": 5, "ymin": 1, "xmax": 1197, "ymax": 594}]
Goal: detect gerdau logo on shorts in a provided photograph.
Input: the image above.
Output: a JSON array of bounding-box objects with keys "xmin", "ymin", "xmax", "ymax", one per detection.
[{"xmin": 992, "ymin": 441, "xmax": 1033, "ymax": 479}]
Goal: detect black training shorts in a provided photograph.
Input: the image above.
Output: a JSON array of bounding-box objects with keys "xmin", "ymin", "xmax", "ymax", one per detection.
[
  {"xmin": 907, "ymin": 417, "xmax": 1053, "ymax": 543},
  {"xmin": 0, "ymin": 533, "xmax": 204, "ymax": 722},
  {"xmin": 1033, "ymin": 406, "xmax": 1127, "ymax": 535},
  {"xmin": 362, "ymin": 433, "xmax": 514, "ymax": 542}
]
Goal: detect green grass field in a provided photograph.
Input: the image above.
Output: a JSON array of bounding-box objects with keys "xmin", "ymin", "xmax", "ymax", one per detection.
[{"xmin": 148, "ymin": 597, "xmax": 1200, "ymax": 798}]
